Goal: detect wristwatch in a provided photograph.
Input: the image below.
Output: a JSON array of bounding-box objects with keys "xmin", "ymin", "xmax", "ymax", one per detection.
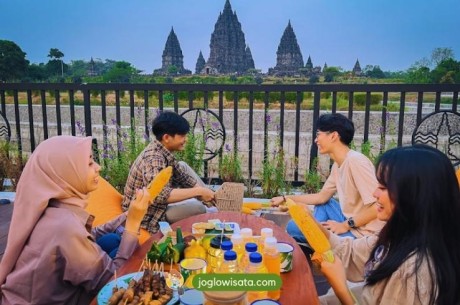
[{"xmin": 347, "ymin": 217, "xmax": 356, "ymax": 229}]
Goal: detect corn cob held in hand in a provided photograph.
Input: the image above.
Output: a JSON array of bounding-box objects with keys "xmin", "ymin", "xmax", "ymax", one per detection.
[
  {"xmin": 285, "ymin": 198, "xmax": 335, "ymax": 262},
  {"xmin": 241, "ymin": 206, "xmax": 256, "ymax": 215},
  {"xmin": 147, "ymin": 166, "xmax": 173, "ymax": 201},
  {"xmin": 242, "ymin": 202, "xmax": 263, "ymax": 210}
]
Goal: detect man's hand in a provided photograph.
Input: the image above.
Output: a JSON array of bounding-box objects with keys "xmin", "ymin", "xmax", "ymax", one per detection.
[
  {"xmin": 125, "ymin": 188, "xmax": 150, "ymax": 234},
  {"xmin": 270, "ymin": 196, "xmax": 284, "ymax": 207},
  {"xmin": 197, "ymin": 187, "xmax": 215, "ymax": 203},
  {"xmin": 321, "ymin": 220, "xmax": 349, "ymax": 235}
]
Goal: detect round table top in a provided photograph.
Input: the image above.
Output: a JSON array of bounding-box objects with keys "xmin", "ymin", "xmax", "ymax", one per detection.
[{"xmin": 91, "ymin": 211, "xmax": 319, "ymax": 305}]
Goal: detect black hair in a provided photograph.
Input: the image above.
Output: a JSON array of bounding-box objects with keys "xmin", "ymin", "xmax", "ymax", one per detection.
[
  {"xmin": 367, "ymin": 145, "xmax": 460, "ymax": 305},
  {"xmin": 151, "ymin": 111, "xmax": 190, "ymax": 141},
  {"xmin": 316, "ymin": 113, "xmax": 354, "ymax": 145}
]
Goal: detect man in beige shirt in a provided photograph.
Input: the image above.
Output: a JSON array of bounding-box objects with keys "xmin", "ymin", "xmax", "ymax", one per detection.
[{"xmin": 272, "ymin": 113, "xmax": 384, "ymax": 242}]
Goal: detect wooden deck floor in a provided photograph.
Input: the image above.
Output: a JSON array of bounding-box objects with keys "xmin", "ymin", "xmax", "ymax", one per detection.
[{"xmin": 0, "ymin": 202, "xmax": 13, "ymax": 262}]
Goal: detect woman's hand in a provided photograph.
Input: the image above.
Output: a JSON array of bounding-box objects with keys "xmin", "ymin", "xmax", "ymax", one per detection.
[
  {"xmin": 125, "ymin": 188, "xmax": 150, "ymax": 234},
  {"xmin": 320, "ymin": 256, "xmax": 356, "ymax": 305}
]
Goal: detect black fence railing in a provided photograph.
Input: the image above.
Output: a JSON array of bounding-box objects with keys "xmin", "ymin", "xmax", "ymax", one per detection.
[{"xmin": 1, "ymin": 83, "xmax": 459, "ymax": 184}]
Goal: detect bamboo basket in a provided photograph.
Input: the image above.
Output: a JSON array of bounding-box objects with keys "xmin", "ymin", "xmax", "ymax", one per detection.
[{"xmin": 214, "ymin": 182, "xmax": 245, "ymax": 212}]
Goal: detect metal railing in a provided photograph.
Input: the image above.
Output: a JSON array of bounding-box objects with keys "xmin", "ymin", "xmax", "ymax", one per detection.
[{"xmin": 1, "ymin": 83, "xmax": 459, "ymax": 184}]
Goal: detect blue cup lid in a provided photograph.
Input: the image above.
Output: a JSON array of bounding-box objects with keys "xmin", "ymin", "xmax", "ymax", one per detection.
[
  {"xmin": 249, "ymin": 252, "xmax": 262, "ymax": 263},
  {"xmin": 221, "ymin": 240, "xmax": 233, "ymax": 250},
  {"xmin": 245, "ymin": 242, "xmax": 258, "ymax": 252},
  {"xmin": 224, "ymin": 250, "xmax": 237, "ymax": 261}
]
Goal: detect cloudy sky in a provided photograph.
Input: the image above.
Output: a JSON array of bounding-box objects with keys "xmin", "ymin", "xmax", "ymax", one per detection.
[{"xmin": 1, "ymin": 0, "xmax": 459, "ymax": 73}]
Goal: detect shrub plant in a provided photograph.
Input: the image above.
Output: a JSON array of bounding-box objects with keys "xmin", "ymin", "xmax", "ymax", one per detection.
[{"xmin": 0, "ymin": 140, "xmax": 27, "ymax": 191}]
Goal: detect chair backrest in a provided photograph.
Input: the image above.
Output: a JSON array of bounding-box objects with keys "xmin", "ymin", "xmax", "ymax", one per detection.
[
  {"xmin": 0, "ymin": 111, "xmax": 11, "ymax": 143},
  {"xmin": 215, "ymin": 182, "xmax": 245, "ymax": 212},
  {"xmin": 86, "ymin": 177, "xmax": 124, "ymax": 226},
  {"xmin": 456, "ymin": 168, "xmax": 460, "ymax": 187},
  {"xmin": 86, "ymin": 176, "xmax": 150, "ymax": 244},
  {"xmin": 180, "ymin": 108, "xmax": 226, "ymax": 161},
  {"xmin": 412, "ymin": 110, "xmax": 460, "ymax": 167}
]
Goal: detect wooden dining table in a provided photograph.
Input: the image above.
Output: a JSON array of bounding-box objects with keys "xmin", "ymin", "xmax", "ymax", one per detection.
[{"xmin": 91, "ymin": 211, "xmax": 319, "ymax": 305}]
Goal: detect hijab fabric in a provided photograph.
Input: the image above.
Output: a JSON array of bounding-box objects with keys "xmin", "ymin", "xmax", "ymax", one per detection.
[{"xmin": 0, "ymin": 135, "xmax": 93, "ymax": 285}]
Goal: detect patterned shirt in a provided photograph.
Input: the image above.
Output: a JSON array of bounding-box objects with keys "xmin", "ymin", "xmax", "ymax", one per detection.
[{"xmin": 121, "ymin": 139, "xmax": 197, "ymax": 233}]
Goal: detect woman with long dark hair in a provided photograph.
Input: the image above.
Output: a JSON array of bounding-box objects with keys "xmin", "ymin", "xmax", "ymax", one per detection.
[{"xmin": 320, "ymin": 145, "xmax": 460, "ymax": 305}]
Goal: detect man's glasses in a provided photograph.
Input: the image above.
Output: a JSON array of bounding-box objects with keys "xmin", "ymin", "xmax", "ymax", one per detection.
[{"xmin": 315, "ymin": 131, "xmax": 331, "ymax": 138}]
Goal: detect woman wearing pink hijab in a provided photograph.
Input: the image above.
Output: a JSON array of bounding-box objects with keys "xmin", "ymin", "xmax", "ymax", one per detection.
[{"xmin": 0, "ymin": 136, "xmax": 150, "ymax": 304}]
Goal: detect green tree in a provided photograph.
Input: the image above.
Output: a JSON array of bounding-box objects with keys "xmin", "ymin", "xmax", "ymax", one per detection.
[
  {"xmin": 47, "ymin": 48, "xmax": 65, "ymax": 77},
  {"xmin": 431, "ymin": 58, "xmax": 460, "ymax": 84},
  {"xmin": 68, "ymin": 60, "xmax": 89, "ymax": 79},
  {"xmin": 0, "ymin": 40, "xmax": 28, "ymax": 82},
  {"xmin": 363, "ymin": 65, "xmax": 385, "ymax": 78},
  {"xmin": 431, "ymin": 47, "xmax": 454, "ymax": 66},
  {"xmin": 103, "ymin": 61, "xmax": 137, "ymax": 83},
  {"xmin": 406, "ymin": 65, "xmax": 431, "ymax": 83},
  {"xmin": 27, "ymin": 63, "xmax": 47, "ymax": 81},
  {"xmin": 323, "ymin": 66, "xmax": 341, "ymax": 82},
  {"xmin": 309, "ymin": 75, "xmax": 319, "ymax": 84},
  {"xmin": 167, "ymin": 65, "xmax": 178, "ymax": 76},
  {"xmin": 48, "ymin": 48, "xmax": 64, "ymax": 60}
]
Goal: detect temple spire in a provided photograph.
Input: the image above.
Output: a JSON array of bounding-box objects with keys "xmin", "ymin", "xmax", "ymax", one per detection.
[
  {"xmin": 153, "ymin": 27, "xmax": 191, "ymax": 75},
  {"xmin": 205, "ymin": 0, "xmax": 252, "ymax": 74},
  {"xmin": 268, "ymin": 20, "xmax": 304, "ymax": 76}
]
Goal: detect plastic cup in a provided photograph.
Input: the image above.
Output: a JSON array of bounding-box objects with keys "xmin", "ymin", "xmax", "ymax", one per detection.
[
  {"xmin": 276, "ymin": 242, "xmax": 294, "ymax": 273},
  {"xmin": 179, "ymin": 258, "xmax": 207, "ymax": 286},
  {"xmin": 180, "ymin": 289, "xmax": 204, "ymax": 305}
]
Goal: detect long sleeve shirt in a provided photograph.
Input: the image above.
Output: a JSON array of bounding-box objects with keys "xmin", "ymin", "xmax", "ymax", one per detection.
[
  {"xmin": 320, "ymin": 234, "xmax": 436, "ymax": 305},
  {"xmin": 1, "ymin": 201, "xmax": 138, "ymax": 305},
  {"xmin": 121, "ymin": 139, "xmax": 196, "ymax": 234}
]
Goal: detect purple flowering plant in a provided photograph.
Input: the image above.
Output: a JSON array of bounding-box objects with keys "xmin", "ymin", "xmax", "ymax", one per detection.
[{"xmin": 219, "ymin": 142, "xmax": 243, "ymax": 183}]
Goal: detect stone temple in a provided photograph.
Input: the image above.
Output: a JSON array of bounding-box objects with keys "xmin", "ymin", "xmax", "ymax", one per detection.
[
  {"xmin": 154, "ymin": 27, "xmax": 191, "ymax": 75},
  {"xmin": 195, "ymin": 51, "xmax": 206, "ymax": 74},
  {"xmin": 202, "ymin": 0, "xmax": 254, "ymax": 74},
  {"xmin": 268, "ymin": 21, "xmax": 304, "ymax": 77},
  {"xmin": 352, "ymin": 59, "xmax": 362, "ymax": 76}
]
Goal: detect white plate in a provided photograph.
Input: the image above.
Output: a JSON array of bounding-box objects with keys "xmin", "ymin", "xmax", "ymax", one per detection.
[{"xmin": 97, "ymin": 272, "xmax": 179, "ymax": 305}]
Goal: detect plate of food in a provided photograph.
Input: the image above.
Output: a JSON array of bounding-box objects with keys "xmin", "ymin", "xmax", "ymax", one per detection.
[
  {"xmin": 97, "ymin": 271, "xmax": 179, "ymax": 305},
  {"xmin": 191, "ymin": 222, "xmax": 216, "ymax": 234}
]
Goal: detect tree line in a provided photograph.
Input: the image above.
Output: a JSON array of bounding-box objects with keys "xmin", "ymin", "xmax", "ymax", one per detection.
[{"xmin": 1, "ymin": 39, "xmax": 459, "ymax": 84}]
